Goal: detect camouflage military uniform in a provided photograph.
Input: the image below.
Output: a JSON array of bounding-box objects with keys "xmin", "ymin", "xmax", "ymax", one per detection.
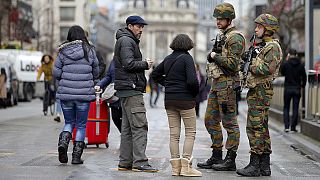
[
  {"xmin": 205, "ymin": 26, "xmax": 245, "ymax": 152},
  {"xmin": 236, "ymin": 14, "xmax": 282, "ymax": 177},
  {"xmin": 246, "ymin": 36, "xmax": 282, "ymax": 154},
  {"xmin": 197, "ymin": 3, "xmax": 245, "ymax": 171}
]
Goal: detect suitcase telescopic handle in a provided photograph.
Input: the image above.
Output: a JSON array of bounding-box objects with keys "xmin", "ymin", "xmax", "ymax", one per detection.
[{"xmin": 95, "ymin": 90, "xmax": 103, "ymax": 118}]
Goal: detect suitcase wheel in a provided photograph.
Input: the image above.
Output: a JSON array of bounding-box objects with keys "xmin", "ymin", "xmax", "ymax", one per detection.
[
  {"xmin": 105, "ymin": 143, "xmax": 109, "ymax": 148},
  {"xmin": 96, "ymin": 144, "xmax": 99, "ymax": 148}
]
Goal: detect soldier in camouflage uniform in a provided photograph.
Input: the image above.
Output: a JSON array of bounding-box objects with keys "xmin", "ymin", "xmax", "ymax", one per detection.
[
  {"xmin": 197, "ymin": 3, "xmax": 245, "ymax": 171},
  {"xmin": 236, "ymin": 14, "xmax": 283, "ymax": 177}
]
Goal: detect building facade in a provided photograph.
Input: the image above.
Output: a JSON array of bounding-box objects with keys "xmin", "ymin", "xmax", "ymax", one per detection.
[
  {"xmin": 116, "ymin": 0, "xmax": 199, "ymax": 65},
  {"xmin": 29, "ymin": 0, "xmax": 90, "ymax": 54},
  {"xmin": 0, "ymin": 0, "xmax": 35, "ymax": 50}
]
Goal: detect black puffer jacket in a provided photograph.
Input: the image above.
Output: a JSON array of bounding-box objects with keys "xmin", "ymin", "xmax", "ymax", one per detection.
[
  {"xmin": 114, "ymin": 28, "xmax": 148, "ymax": 92},
  {"xmin": 280, "ymin": 57, "xmax": 306, "ymax": 88},
  {"xmin": 151, "ymin": 51, "xmax": 199, "ymax": 100}
]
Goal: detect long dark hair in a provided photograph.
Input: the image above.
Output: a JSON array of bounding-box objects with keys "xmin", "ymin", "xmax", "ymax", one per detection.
[{"xmin": 67, "ymin": 25, "xmax": 92, "ymax": 61}]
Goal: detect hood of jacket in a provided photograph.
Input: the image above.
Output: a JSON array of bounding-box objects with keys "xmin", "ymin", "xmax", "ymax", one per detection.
[
  {"xmin": 288, "ymin": 57, "xmax": 301, "ymax": 67},
  {"xmin": 115, "ymin": 28, "xmax": 140, "ymax": 43},
  {"xmin": 58, "ymin": 40, "xmax": 85, "ymax": 60}
]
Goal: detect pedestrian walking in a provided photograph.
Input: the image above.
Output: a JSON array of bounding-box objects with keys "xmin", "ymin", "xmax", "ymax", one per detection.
[
  {"xmin": 280, "ymin": 48, "xmax": 306, "ymax": 132},
  {"xmin": 0, "ymin": 68, "xmax": 7, "ymax": 108},
  {"xmin": 53, "ymin": 25, "xmax": 99, "ymax": 165},
  {"xmin": 95, "ymin": 59, "xmax": 122, "ymax": 133},
  {"xmin": 236, "ymin": 14, "xmax": 283, "ymax": 177},
  {"xmin": 195, "ymin": 63, "xmax": 208, "ymax": 117},
  {"xmin": 114, "ymin": 15, "xmax": 157, "ymax": 172},
  {"xmin": 197, "ymin": 2, "xmax": 245, "ymax": 171},
  {"xmin": 148, "ymin": 68, "xmax": 160, "ymax": 108},
  {"xmin": 152, "ymin": 34, "xmax": 202, "ymax": 177},
  {"xmin": 37, "ymin": 55, "xmax": 54, "ymax": 115}
]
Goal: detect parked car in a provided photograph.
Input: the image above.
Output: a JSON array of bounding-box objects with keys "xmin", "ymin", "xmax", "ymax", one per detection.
[
  {"xmin": 0, "ymin": 55, "xmax": 19, "ymax": 106},
  {"xmin": 0, "ymin": 49, "xmax": 44, "ymax": 101}
]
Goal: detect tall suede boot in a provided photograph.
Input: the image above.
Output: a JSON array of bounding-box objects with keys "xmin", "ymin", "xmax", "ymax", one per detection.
[
  {"xmin": 260, "ymin": 154, "xmax": 271, "ymax": 176},
  {"xmin": 169, "ymin": 158, "xmax": 181, "ymax": 176},
  {"xmin": 212, "ymin": 150, "xmax": 237, "ymax": 171},
  {"xmin": 181, "ymin": 157, "xmax": 202, "ymax": 177},
  {"xmin": 236, "ymin": 153, "xmax": 260, "ymax": 177},
  {"xmin": 71, "ymin": 141, "xmax": 85, "ymax": 164},
  {"xmin": 58, "ymin": 131, "xmax": 72, "ymax": 163},
  {"xmin": 197, "ymin": 149, "xmax": 222, "ymax": 169}
]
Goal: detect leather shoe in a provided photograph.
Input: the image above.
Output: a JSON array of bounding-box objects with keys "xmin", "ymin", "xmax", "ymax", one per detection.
[
  {"xmin": 132, "ymin": 164, "xmax": 158, "ymax": 172},
  {"xmin": 118, "ymin": 164, "xmax": 132, "ymax": 171}
]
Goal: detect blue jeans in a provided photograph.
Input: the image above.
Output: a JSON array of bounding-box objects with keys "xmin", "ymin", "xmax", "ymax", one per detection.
[
  {"xmin": 61, "ymin": 100, "xmax": 90, "ymax": 141},
  {"xmin": 55, "ymin": 99, "xmax": 62, "ymax": 115}
]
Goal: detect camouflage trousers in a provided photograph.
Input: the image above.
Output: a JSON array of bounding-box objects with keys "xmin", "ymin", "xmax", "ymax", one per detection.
[
  {"xmin": 204, "ymin": 87, "xmax": 240, "ymax": 152},
  {"xmin": 246, "ymin": 83, "xmax": 274, "ymax": 154}
]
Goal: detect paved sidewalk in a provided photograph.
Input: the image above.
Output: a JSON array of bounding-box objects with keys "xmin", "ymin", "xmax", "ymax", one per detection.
[{"xmin": 1, "ymin": 94, "xmax": 320, "ymax": 179}]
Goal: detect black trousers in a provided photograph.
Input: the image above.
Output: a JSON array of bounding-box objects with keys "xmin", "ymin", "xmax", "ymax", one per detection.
[
  {"xmin": 111, "ymin": 106, "xmax": 122, "ymax": 133},
  {"xmin": 283, "ymin": 88, "xmax": 301, "ymax": 130},
  {"xmin": 195, "ymin": 102, "xmax": 200, "ymax": 117},
  {"xmin": 43, "ymin": 81, "xmax": 54, "ymax": 112}
]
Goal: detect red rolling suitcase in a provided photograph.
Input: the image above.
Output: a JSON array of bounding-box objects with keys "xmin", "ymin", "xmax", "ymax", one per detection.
[{"xmin": 73, "ymin": 93, "xmax": 110, "ymax": 148}]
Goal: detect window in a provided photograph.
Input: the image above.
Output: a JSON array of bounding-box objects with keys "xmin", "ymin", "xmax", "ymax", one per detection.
[
  {"xmin": 160, "ymin": 0, "xmax": 164, "ymax": 7},
  {"xmin": 60, "ymin": 7, "xmax": 75, "ymax": 21},
  {"xmin": 177, "ymin": 0, "xmax": 189, "ymax": 8},
  {"xmin": 60, "ymin": 26, "xmax": 70, "ymax": 41}
]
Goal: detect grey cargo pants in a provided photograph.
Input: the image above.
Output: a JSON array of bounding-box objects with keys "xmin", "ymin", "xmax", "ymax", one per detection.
[{"xmin": 119, "ymin": 95, "xmax": 149, "ymax": 167}]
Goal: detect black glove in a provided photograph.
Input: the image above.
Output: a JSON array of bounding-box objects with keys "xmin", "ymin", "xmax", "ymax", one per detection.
[
  {"xmin": 207, "ymin": 52, "xmax": 214, "ymax": 63},
  {"xmin": 212, "ymin": 44, "xmax": 222, "ymax": 54}
]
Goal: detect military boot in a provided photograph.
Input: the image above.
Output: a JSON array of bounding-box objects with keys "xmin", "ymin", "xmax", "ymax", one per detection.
[
  {"xmin": 197, "ymin": 149, "xmax": 222, "ymax": 169},
  {"xmin": 71, "ymin": 141, "xmax": 85, "ymax": 164},
  {"xmin": 260, "ymin": 154, "xmax": 271, "ymax": 176},
  {"xmin": 212, "ymin": 150, "xmax": 237, "ymax": 171},
  {"xmin": 58, "ymin": 131, "xmax": 72, "ymax": 163},
  {"xmin": 236, "ymin": 153, "xmax": 260, "ymax": 177}
]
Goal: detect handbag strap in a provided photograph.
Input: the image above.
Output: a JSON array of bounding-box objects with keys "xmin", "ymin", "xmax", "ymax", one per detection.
[{"xmin": 165, "ymin": 54, "xmax": 185, "ymax": 77}]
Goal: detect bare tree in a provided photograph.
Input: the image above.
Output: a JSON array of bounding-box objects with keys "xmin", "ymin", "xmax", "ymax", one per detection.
[
  {"xmin": 0, "ymin": 1, "xmax": 11, "ymax": 46},
  {"xmin": 266, "ymin": 0, "xmax": 305, "ymax": 54}
]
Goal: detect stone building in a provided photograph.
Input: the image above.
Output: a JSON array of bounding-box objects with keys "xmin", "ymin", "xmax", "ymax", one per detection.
[{"xmin": 116, "ymin": 0, "xmax": 199, "ymax": 64}]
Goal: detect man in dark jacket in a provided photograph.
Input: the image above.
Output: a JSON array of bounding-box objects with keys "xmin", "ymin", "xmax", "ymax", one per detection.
[
  {"xmin": 281, "ymin": 48, "xmax": 306, "ymax": 132},
  {"xmin": 114, "ymin": 15, "xmax": 157, "ymax": 172}
]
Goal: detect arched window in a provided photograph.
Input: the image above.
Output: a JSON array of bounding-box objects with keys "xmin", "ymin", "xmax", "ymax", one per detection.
[
  {"xmin": 134, "ymin": 0, "xmax": 147, "ymax": 8},
  {"xmin": 177, "ymin": 0, "xmax": 189, "ymax": 8}
]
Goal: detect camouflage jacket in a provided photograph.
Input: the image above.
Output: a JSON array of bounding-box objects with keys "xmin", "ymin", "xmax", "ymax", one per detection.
[
  {"xmin": 207, "ymin": 26, "xmax": 245, "ymax": 91},
  {"xmin": 246, "ymin": 37, "xmax": 283, "ymax": 88}
]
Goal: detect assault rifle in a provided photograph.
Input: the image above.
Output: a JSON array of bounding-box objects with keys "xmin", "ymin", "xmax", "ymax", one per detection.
[
  {"xmin": 208, "ymin": 34, "xmax": 234, "ymax": 76},
  {"xmin": 211, "ymin": 34, "xmax": 225, "ymax": 54},
  {"xmin": 241, "ymin": 34, "xmax": 257, "ymax": 89}
]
